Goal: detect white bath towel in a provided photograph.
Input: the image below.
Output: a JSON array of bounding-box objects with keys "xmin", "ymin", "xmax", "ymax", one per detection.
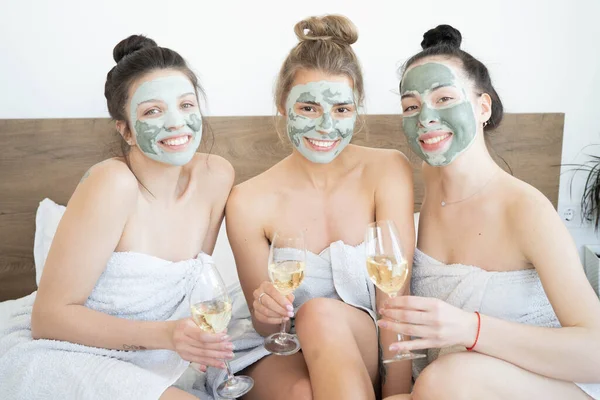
[
  {"xmin": 411, "ymin": 248, "xmax": 600, "ymax": 399},
  {"xmin": 204, "ymin": 240, "xmax": 377, "ymax": 398},
  {"xmin": 0, "ymin": 252, "xmax": 215, "ymax": 400}
]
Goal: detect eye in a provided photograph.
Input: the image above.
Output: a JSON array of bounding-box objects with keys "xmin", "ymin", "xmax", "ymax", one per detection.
[
  {"xmin": 181, "ymin": 102, "xmax": 196, "ymax": 109},
  {"xmin": 437, "ymin": 96, "xmax": 454, "ymax": 103},
  {"xmin": 335, "ymin": 107, "xmax": 351, "ymax": 113},
  {"xmin": 143, "ymin": 108, "xmax": 161, "ymax": 116},
  {"xmin": 403, "ymin": 105, "xmax": 419, "ymax": 113},
  {"xmin": 301, "ymin": 106, "xmax": 316, "ymax": 112}
]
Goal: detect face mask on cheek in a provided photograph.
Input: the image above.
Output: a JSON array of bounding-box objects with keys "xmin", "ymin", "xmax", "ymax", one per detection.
[
  {"xmin": 285, "ymin": 81, "xmax": 356, "ymax": 164},
  {"xmin": 401, "ymin": 63, "xmax": 477, "ymax": 166},
  {"xmin": 129, "ymin": 75, "xmax": 203, "ymax": 166}
]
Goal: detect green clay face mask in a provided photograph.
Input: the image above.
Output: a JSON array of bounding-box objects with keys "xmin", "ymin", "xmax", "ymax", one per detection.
[
  {"xmin": 285, "ymin": 81, "xmax": 356, "ymax": 164},
  {"xmin": 400, "ymin": 63, "xmax": 477, "ymax": 166},
  {"xmin": 129, "ymin": 75, "xmax": 202, "ymax": 166}
]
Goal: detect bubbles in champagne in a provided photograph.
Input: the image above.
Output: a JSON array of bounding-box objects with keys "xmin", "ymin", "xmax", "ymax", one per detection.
[
  {"xmin": 268, "ymin": 261, "xmax": 305, "ymax": 295},
  {"xmin": 366, "ymin": 255, "xmax": 408, "ymax": 295},
  {"xmin": 191, "ymin": 300, "xmax": 232, "ymax": 333}
]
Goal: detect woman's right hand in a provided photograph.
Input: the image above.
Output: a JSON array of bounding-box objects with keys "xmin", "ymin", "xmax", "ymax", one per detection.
[
  {"xmin": 168, "ymin": 318, "xmax": 234, "ymax": 370},
  {"xmin": 252, "ymin": 281, "xmax": 295, "ymax": 325}
]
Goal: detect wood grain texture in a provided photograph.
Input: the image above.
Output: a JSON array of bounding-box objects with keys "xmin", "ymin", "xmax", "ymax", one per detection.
[{"xmin": 0, "ymin": 114, "xmax": 563, "ymax": 301}]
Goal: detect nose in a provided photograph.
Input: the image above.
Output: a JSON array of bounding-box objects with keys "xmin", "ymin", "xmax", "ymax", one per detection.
[
  {"xmin": 316, "ymin": 113, "xmax": 334, "ymax": 134},
  {"xmin": 164, "ymin": 111, "xmax": 186, "ymax": 131},
  {"xmin": 417, "ymin": 104, "xmax": 439, "ymax": 128}
]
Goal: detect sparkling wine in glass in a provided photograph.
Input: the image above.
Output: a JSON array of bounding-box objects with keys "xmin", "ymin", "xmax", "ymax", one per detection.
[
  {"xmin": 189, "ymin": 261, "xmax": 254, "ymax": 398},
  {"xmin": 264, "ymin": 231, "xmax": 306, "ymax": 356},
  {"xmin": 365, "ymin": 220, "xmax": 426, "ymax": 363}
]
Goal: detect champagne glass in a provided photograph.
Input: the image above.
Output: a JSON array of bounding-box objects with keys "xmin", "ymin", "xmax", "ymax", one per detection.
[
  {"xmin": 264, "ymin": 231, "xmax": 306, "ymax": 355},
  {"xmin": 189, "ymin": 261, "xmax": 254, "ymax": 398},
  {"xmin": 365, "ymin": 220, "xmax": 426, "ymax": 363}
]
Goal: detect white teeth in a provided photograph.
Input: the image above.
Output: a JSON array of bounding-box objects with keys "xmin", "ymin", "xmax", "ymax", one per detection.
[
  {"xmin": 307, "ymin": 138, "xmax": 336, "ymax": 148},
  {"xmin": 423, "ymin": 134, "xmax": 449, "ymax": 145},
  {"xmin": 163, "ymin": 136, "xmax": 190, "ymax": 146}
]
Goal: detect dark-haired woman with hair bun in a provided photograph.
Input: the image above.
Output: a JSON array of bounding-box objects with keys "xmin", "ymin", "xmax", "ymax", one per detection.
[
  {"xmin": 381, "ymin": 25, "xmax": 600, "ymax": 400},
  {"xmin": 0, "ymin": 35, "xmax": 235, "ymax": 399}
]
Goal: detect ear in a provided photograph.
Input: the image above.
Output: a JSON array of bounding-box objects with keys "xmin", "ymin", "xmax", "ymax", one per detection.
[
  {"xmin": 479, "ymin": 93, "xmax": 492, "ymax": 125},
  {"xmin": 116, "ymin": 120, "xmax": 134, "ymax": 145},
  {"xmin": 278, "ymin": 104, "xmax": 287, "ymax": 117}
]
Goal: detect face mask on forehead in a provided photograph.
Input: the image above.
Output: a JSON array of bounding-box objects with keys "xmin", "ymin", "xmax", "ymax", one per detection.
[
  {"xmin": 129, "ymin": 75, "xmax": 203, "ymax": 166},
  {"xmin": 400, "ymin": 62, "xmax": 477, "ymax": 166},
  {"xmin": 285, "ymin": 80, "xmax": 356, "ymax": 164}
]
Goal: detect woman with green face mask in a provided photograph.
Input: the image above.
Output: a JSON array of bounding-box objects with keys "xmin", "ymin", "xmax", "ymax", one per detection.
[
  {"xmin": 225, "ymin": 15, "xmax": 415, "ymax": 400},
  {"xmin": 381, "ymin": 25, "xmax": 600, "ymax": 400},
  {"xmin": 2, "ymin": 35, "xmax": 236, "ymax": 400}
]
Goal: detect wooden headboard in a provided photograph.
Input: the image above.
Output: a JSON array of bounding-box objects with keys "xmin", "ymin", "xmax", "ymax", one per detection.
[{"xmin": 0, "ymin": 113, "xmax": 564, "ymax": 301}]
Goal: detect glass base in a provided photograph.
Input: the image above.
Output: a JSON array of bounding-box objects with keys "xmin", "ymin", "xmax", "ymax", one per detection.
[
  {"xmin": 264, "ymin": 332, "xmax": 301, "ymax": 355},
  {"xmin": 383, "ymin": 351, "xmax": 426, "ymax": 364},
  {"xmin": 217, "ymin": 375, "xmax": 254, "ymax": 399}
]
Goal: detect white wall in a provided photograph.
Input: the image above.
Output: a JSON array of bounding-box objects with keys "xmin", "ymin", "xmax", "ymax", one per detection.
[{"xmin": 1, "ymin": 0, "xmax": 600, "ymax": 255}]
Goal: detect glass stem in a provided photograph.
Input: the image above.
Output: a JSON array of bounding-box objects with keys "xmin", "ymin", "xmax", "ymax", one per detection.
[
  {"xmin": 224, "ymin": 360, "xmax": 235, "ymax": 381},
  {"xmin": 279, "ymin": 320, "xmax": 287, "ymax": 334}
]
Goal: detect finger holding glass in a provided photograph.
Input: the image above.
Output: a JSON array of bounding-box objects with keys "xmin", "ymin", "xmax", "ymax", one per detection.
[
  {"xmin": 263, "ymin": 231, "xmax": 306, "ymax": 356},
  {"xmin": 252, "ymin": 281, "xmax": 295, "ymax": 326},
  {"xmin": 189, "ymin": 261, "xmax": 254, "ymax": 399},
  {"xmin": 365, "ymin": 220, "xmax": 426, "ymax": 363}
]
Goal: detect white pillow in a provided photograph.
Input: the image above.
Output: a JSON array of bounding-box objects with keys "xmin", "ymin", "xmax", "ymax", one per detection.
[{"xmin": 34, "ymin": 198, "xmax": 66, "ymax": 286}]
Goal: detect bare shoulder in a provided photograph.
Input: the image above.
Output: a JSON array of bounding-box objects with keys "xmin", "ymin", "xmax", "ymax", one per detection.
[
  {"xmin": 70, "ymin": 158, "xmax": 139, "ymax": 212},
  {"xmin": 193, "ymin": 153, "xmax": 235, "ymax": 185},
  {"xmin": 226, "ymin": 164, "xmax": 280, "ymax": 221},
  {"xmin": 353, "ymin": 145, "xmax": 412, "ymax": 180},
  {"xmin": 503, "ymin": 174, "xmax": 563, "ymax": 240}
]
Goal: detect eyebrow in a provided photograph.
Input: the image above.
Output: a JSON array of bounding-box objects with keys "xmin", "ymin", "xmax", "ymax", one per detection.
[
  {"xmin": 430, "ymin": 83, "xmax": 454, "ymax": 91},
  {"xmin": 401, "ymin": 93, "xmax": 416, "ymax": 100},
  {"xmin": 296, "ymin": 100, "xmax": 354, "ymax": 106},
  {"xmin": 137, "ymin": 93, "xmax": 196, "ymax": 106}
]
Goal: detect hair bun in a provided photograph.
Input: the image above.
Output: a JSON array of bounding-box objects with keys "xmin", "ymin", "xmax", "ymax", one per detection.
[
  {"xmin": 294, "ymin": 15, "xmax": 358, "ymax": 45},
  {"xmin": 421, "ymin": 25, "xmax": 462, "ymax": 50},
  {"xmin": 113, "ymin": 35, "xmax": 157, "ymax": 63}
]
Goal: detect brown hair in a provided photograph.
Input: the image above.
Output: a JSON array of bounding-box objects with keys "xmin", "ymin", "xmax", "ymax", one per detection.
[
  {"xmin": 275, "ymin": 15, "xmax": 365, "ymax": 113},
  {"xmin": 104, "ymin": 34, "xmax": 212, "ymax": 155}
]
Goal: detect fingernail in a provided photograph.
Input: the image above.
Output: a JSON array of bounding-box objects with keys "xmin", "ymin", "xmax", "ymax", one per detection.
[
  {"xmin": 389, "ymin": 344, "xmax": 399, "ymax": 351},
  {"xmin": 287, "ymin": 311, "xmax": 294, "ymax": 317},
  {"xmin": 222, "ymin": 335, "xmax": 230, "ymax": 340},
  {"xmin": 378, "ymin": 321, "xmax": 388, "ymax": 328},
  {"xmin": 227, "ymin": 353, "xmax": 234, "ymax": 359},
  {"xmin": 283, "ymin": 317, "xmax": 290, "ymax": 321},
  {"xmin": 286, "ymin": 305, "xmax": 293, "ymax": 311},
  {"xmin": 220, "ymin": 363, "xmax": 227, "ymax": 369},
  {"xmin": 225, "ymin": 344, "xmax": 234, "ymax": 350}
]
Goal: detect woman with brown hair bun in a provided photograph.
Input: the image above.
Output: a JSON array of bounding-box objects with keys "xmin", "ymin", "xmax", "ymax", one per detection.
[{"xmin": 225, "ymin": 14, "xmax": 415, "ymax": 400}]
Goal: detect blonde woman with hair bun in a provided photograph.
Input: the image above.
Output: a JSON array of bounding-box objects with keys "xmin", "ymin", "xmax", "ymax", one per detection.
[{"xmin": 225, "ymin": 14, "xmax": 414, "ymax": 400}]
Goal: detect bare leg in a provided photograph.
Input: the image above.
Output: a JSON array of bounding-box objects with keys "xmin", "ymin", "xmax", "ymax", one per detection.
[
  {"xmin": 240, "ymin": 352, "xmax": 312, "ymax": 400},
  {"xmin": 412, "ymin": 352, "xmax": 593, "ymax": 400},
  {"xmin": 159, "ymin": 387, "xmax": 199, "ymax": 400},
  {"xmin": 295, "ymin": 298, "xmax": 379, "ymax": 400},
  {"xmin": 384, "ymin": 395, "xmax": 411, "ymax": 400}
]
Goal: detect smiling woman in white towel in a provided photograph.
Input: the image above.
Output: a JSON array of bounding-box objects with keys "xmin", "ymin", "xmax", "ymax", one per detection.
[
  {"xmin": 0, "ymin": 35, "xmax": 235, "ymax": 400},
  {"xmin": 225, "ymin": 15, "xmax": 415, "ymax": 400},
  {"xmin": 381, "ymin": 25, "xmax": 600, "ymax": 400}
]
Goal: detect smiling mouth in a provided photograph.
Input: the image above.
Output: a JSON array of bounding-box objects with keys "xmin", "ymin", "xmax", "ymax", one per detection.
[
  {"xmin": 304, "ymin": 137, "xmax": 340, "ymax": 152},
  {"xmin": 418, "ymin": 131, "xmax": 453, "ymax": 152},
  {"xmin": 158, "ymin": 134, "xmax": 192, "ymax": 151}
]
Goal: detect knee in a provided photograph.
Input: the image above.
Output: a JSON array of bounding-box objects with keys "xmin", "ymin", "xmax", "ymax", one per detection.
[
  {"xmin": 287, "ymin": 377, "xmax": 313, "ymax": 400},
  {"xmin": 412, "ymin": 352, "xmax": 478, "ymax": 400},
  {"xmin": 295, "ymin": 297, "xmax": 340, "ymax": 331}
]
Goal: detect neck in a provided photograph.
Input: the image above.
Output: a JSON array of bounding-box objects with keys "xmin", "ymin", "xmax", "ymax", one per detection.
[
  {"xmin": 425, "ymin": 133, "xmax": 501, "ymax": 203},
  {"xmin": 127, "ymin": 147, "xmax": 191, "ymax": 201},
  {"xmin": 288, "ymin": 147, "xmax": 353, "ymax": 190}
]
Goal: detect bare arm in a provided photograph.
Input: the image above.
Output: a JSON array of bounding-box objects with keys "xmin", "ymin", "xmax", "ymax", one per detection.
[
  {"xmin": 226, "ymin": 186, "xmax": 293, "ymax": 337},
  {"xmin": 202, "ymin": 156, "xmax": 235, "ymax": 255},
  {"xmin": 31, "ymin": 162, "xmax": 233, "ymax": 368},
  {"xmin": 473, "ymin": 192, "xmax": 600, "ymax": 382},
  {"xmin": 32, "ymin": 162, "xmax": 173, "ymax": 350},
  {"xmin": 374, "ymin": 151, "xmax": 415, "ymax": 396}
]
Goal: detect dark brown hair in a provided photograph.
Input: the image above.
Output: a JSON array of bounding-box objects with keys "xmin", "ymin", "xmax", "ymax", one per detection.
[{"xmin": 400, "ymin": 25, "xmax": 504, "ymax": 132}]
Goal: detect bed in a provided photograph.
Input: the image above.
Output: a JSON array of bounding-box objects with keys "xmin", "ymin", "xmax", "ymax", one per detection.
[{"xmin": 0, "ymin": 113, "xmax": 564, "ymax": 309}]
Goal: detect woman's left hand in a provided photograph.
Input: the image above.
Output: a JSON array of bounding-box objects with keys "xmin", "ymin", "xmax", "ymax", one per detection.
[{"xmin": 378, "ymin": 296, "xmax": 479, "ymax": 352}]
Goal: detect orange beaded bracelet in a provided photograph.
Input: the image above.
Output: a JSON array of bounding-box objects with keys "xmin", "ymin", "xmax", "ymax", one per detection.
[{"xmin": 466, "ymin": 311, "xmax": 481, "ymax": 351}]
